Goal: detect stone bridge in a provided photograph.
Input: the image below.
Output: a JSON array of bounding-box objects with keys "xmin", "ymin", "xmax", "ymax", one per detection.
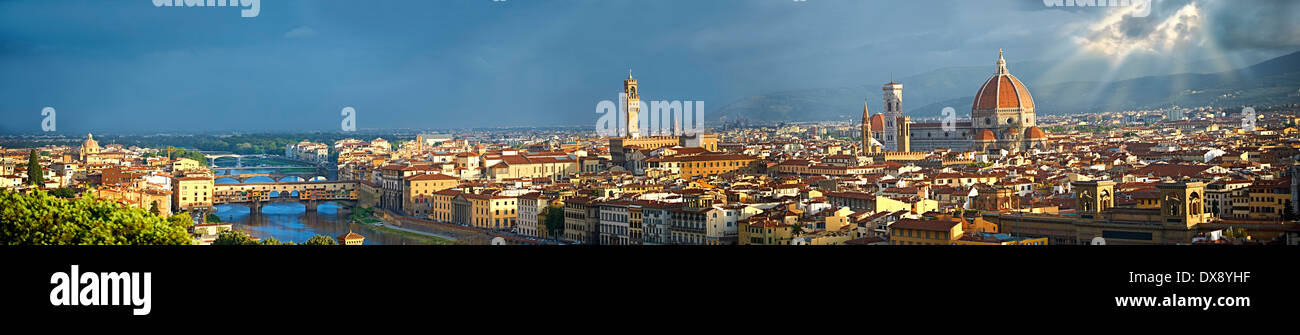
[
  {"xmin": 200, "ymin": 152, "xmax": 268, "ymax": 167},
  {"xmin": 214, "ymin": 180, "xmax": 358, "ymax": 214}
]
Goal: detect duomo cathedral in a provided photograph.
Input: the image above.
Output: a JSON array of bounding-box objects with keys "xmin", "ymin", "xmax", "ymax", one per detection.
[{"xmin": 861, "ymin": 51, "xmax": 1048, "ymax": 155}]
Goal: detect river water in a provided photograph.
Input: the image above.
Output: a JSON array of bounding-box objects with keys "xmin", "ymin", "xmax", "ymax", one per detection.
[{"xmin": 211, "ymin": 159, "xmax": 424, "ymax": 245}]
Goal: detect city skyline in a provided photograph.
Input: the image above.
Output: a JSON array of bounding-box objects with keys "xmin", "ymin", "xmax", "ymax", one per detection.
[
  {"xmin": 6, "ymin": 1, "xmax": 1298, "ymax": 322},
  {"xmin": 4, "ymin": 0, "xmax": 1300, "ymax": 133}
]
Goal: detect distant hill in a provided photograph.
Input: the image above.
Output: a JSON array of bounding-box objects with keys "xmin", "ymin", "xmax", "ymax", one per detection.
[{"xmin": 714, "ymin": 50, "xmax": 1300, "ymax": 122}]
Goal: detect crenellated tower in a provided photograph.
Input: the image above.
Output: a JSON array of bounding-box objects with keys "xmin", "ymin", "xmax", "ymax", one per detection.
[{"xmin": 624, "ymin": 70, "xmax": 640, "ymax": 138}]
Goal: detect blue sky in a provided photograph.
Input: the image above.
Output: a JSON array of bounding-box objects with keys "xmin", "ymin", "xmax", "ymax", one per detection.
[{"xmin": 2, "ymin": 0, "xmax": 1298, "ymax": 133}]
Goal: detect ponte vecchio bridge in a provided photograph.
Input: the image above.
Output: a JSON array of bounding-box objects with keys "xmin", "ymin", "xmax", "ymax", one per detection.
[{"xmin": 214, "ymin": 180, "xmax": 359, "ymax": 214}]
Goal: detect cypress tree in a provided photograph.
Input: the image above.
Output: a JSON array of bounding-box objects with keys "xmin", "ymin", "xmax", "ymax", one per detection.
[{"xmin": 27, "ymin": 149, "xmax": 44, "ymax": 187}]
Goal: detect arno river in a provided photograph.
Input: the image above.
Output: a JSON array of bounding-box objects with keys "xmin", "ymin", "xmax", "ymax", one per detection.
[{"xmin": 211, "ymin": 160, "xmax": 424, "ymax": 245}]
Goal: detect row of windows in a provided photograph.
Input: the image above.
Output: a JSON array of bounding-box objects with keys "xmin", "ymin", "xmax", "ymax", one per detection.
[
  {"xmin": 684, "ymin": 161, "xmax": 746, "ymax": 169},
  {"xmin": 1248, "ymin": 197, "xmax": 1286, "ymax": 204},
  {"xmin": 599, "ymin": 224, "xmax": 629, "ymax": 236},
  {"xmin": 981, "ymin": 116, "xmax": 1033, "ymax": 125},
  {"xmin": 600, "ymin": 213, "xmax": 629, "ymax": 222},
  {"xmin": 891, "ymin": 229, "xmax": 949, "ymax": 240},
  {"xmin": 670, "ymin": 232, "xmax": 704, "ymax": 245},
  {"xmin": 892, "ymin": 241, "xmax": 942, "ymax": 245},
  {"xmin": 1246, "ymin": 207, "xmax": 1278, "ymax": 214}
]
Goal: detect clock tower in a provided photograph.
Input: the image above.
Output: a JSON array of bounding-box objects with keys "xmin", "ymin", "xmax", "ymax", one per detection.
[{"xmin": 624, "ymin": 70, "xmax": 641, "ymax": 138}]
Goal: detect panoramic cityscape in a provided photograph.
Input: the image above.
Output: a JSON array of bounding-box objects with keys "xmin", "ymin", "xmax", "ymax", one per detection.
[
  {"xmin": 4, "ymin": 47, "xmax": 1298, "ymax": 246},
  {"xmin": 7, "ymin": 0, "xmax": 1300, "ymax": 322},
  {"xmin": 1, "ymin": 0, "xmax": 1298, "ymax": 247}
]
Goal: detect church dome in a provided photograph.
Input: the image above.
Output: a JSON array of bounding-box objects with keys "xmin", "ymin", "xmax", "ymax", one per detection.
[
  {"xmin": 82, "ymin": 133, "xmax": 100, "ymax": 152},
  {"xmin": 972, "ymin": 50, "xmax": 1035, "ymax": 112},
  {"xmin": 976, "ymin": 129, "xmax": 997, "ymax": 141},
  {"xmin": 1026, "ymin": 126, "xmax": 1047, "ymax": 139},
  {"xmin": 868, "ymin": 114, "xmax": 885, "ymax": 132}
]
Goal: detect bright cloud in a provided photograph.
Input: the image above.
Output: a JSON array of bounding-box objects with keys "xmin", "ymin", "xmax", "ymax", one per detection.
[{"xmin": 1076, "ymin": 2, "xmax": 1203, "ymax": 58}]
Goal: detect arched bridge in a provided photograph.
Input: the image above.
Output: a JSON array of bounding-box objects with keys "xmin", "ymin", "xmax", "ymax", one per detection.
[
  {"xmin": 200, "ymin": 152, "xmax": 265, "ymax": 167},
  {"xmin": 214, "ymin": 180, "xmax": 359, "ymax": 213}
]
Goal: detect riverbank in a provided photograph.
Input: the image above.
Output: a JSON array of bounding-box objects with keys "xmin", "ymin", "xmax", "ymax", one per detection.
[
  {"xmin": 359, "ymin": 222, "xmax": 458, "ymax": 245},
  {"xmin": 349, "ymin": 207, "xmax": 457, "ymax": 245}
]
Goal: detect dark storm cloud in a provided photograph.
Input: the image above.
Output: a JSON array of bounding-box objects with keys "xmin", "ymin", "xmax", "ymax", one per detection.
[
  {"xmin": 1204, "ymin": 0, "xmax": 1300, "ymax": 50},
  {"xmin": 1101, "ymin": 0, "xmax": 1195, "ymax": 38}
]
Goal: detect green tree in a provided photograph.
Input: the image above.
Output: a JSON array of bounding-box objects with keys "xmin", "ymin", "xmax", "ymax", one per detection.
[
  {"xmin": 167, "ymin": 212, "xmax": 193, "ymax": 227},
  {"xmin": 543, "ymin": 205, "xmax": 565, "ymax": 239},
  {"xmin": 259, "ymin": 237, "xmax": 295, "ymax": 245},
  {"xmin": 168, "ymin": 149, "xmax": 211, "ymax": 167},
  {"xmin": 149, "ymin": 201, "xmax": 160, "ymax": 216},
  {"xmin": 26, "ymin": 149, "xmax": 44, "ymax": 187},
  {"xmin": 0, "ymin": 189, "xmax": 192, "ymax": 245},
  {"xmin": 206, "ymin": 213, "xmax": 222, "ymax": 223},
  {"xmin": 212, "ymin": 230, "xmax": 259, "ymax": 245},
  {"xmin": 348, "ymin": 206, "xmax": 375, "ymax": 222},
  {"xmin": 48, "ymin": 188, "xmax": 77, "ymax": 198},
  {"xmin": 304, "ymin": 234, "xmax": 337, "ymax": 245}
]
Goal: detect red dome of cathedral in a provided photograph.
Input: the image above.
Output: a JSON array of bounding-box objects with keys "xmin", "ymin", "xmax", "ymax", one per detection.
[
  {"xmin": 972, "ymin": 50, "xmax": 1035, "ymax": 111},
  {"xmin": 1026, "ymin": 126, "xmax": 1047, "ymax": 139},
  {"xmin": 868, "ymin": 114, "xmax": 885, "ymax": 132},
  {"xmin": 976, "ymin": 129, "xmax": 996, "ymax": 141}
]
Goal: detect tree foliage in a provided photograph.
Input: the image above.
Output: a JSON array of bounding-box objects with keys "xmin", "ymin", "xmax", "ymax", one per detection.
[
  {"xmin": 259, "ymin": 237, "xmax": 295, "ymax": 245},
  {"xmin": 48, "ymin": 188, "xmax": 77, "ymax": 199},
  {"xmin": 143, "ymin": 148, "xmax": 211, "ymax": 167},
  {"xmin": 543, "ymin": 205, "xmax": 565, "ymax": 239},
  {"xmin": 348, "ymin": 206, "xmax": 376, "ymax": 222},
  {"xmin": 212, "ymin": 230, "xmax": 305, "ymax": 245},
  {"xmin": 212, "ymin": 230, "xmax": 259, "ymax": 245},
  {"xmin": 304, "ymin": 234, "xmax": 337, "ymax": 245},
  {"xmin": 0, "ymin": 189, "xmax": 192, "ymax": 245},
  {"xmin": 27, "ymin": 149, "xmax": 44, "ymax": 186},
  {"xmin": 173, "ymin": 149, "xmax": 211, "ymax": 167}
]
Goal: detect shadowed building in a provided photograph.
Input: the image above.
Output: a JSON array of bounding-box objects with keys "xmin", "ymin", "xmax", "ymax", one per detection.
[{"xmin": 985, "ymin": 181, "xmax": 1211, "ymax": 245}]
